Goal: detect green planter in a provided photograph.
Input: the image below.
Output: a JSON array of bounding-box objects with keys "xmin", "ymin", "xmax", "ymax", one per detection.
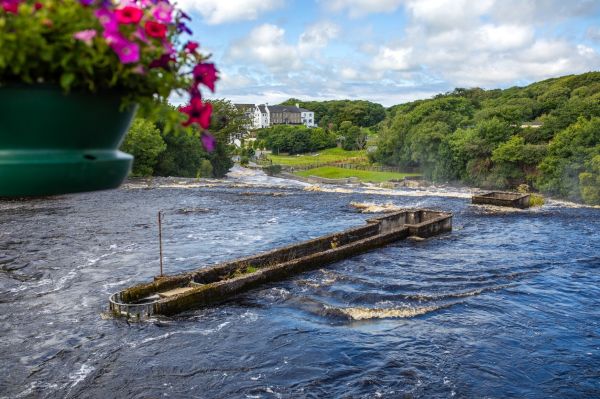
[{"xmin": 0, "ymin": 85, "xmax": 136, "ymax": 196}]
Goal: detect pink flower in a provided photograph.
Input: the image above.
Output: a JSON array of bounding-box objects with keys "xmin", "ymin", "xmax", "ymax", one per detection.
[
  {"xmin": 180, "ymin": 98, "xmax": 212, "ymax": 129},
  {"xmin": 152, "ymin": 2, "xmax": 173, "ymax": 24},
  {"xmin": 104, "ymin": 32, "xmax": 140, "ymax": 64},
  {"xmin": 115, "ymin": 6, "xmax": 143, "ymax": 24},
  {"xmin": 95, "ymin": 8, "xmax": 118, "ymax": 32},
  {"xmin": 73, "ymin": 29, "xmax": 97, "ymax": 46},
  {"xmin": 201, "ymin": 132, "xmax": 216, "ymax": 152},
  {"xmin": 192, "ymin": 63, "xmax": 218, "ymax": 92}
]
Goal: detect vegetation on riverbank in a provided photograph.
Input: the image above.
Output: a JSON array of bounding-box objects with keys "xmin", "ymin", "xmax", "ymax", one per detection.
[
  {"xmin": 295, "ymin": 166, "xmax": 420, "ymax": 183},
  {"xmin": 279, "ymin": 99, "xmax": 386, "ymax": 129},
  {"xmin": 268, "ymin": 148, "xmax": 367, "ymax": 166},
  {"xmin": 371, "ymin": 72, "xmax": 600, "ymax": 205},
  {"xmin": 121, "ymin": 100, "xmax": 244, "ymax": 178}
]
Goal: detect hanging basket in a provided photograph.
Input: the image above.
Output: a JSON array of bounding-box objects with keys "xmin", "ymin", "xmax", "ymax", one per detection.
[{"xmin": 0, "ymin": 85, "xmax": 136, "ymax": 196}]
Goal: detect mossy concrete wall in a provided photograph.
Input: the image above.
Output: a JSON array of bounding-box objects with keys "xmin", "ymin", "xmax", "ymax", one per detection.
[
  {"xmin": 472, "ymin": 192, "xmax": 530, "ymax": 208},
  {"xmin": 116, "ymin": 210, "xmax": 453, "ymax": 316}
]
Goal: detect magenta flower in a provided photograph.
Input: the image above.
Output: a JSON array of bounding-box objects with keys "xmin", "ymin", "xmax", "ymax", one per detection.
[
  {"xmin": 95, "ymin": 8, "xmax": 118, "ymax": 32},
  {"xmin": 149, "ymin": 54, "xmax": 175, "ymax": 69},
  {"xmin": 145, "ymin": 21, "xmax": 168, "ymax": 39},
  {"xmin": 134, "ymin": 27, "xmax": 149, "ymax": 43},
  {"xmin": 1, "ymin": 0, "xmax": 19, "ymax": 13},
  {"xmin": 201, "ymin": 132, "xmax": 216, "ymax": 152},
  {"xmin": 185, "ymin": 41, "xmax": 199, "ymax": 53},
  {"xmin": 180, "ymin": 98, "xmax": 212, "ymax": 129},
  {"xmin": 104, "ymin": 32, "xmax": 140, "ymax": 64},
  {"xmin": 73, "ymin": 29, "xmax": 97, "ymax": 46},
  {"xmin": 115, "ymin": 6, "xmax": 143, "ymax": 25},
  {"xmin": 192, "ymin": 63, "xmax": 218, "ymax": 92},
  {"xmin": 152, "ymin": 2, "xmax": 173, "ymax": 24}
]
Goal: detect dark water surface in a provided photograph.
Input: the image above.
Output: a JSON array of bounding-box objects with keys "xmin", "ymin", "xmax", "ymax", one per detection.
[{"xmin": 1, "ymin": 175, "xmax": 599, "ymax": 398}]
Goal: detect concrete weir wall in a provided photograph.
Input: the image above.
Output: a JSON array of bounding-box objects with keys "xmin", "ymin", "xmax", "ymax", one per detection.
[
  {"xmin": 113, "ymin": 209, "xmax": 452, "ymax": 317},
  {"xmin": 472, "ymin": 192, "xmax": 530, "ymax": 209}
]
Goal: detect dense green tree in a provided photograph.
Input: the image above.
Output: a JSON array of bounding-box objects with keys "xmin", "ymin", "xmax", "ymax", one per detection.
[
  {"xmin": 257, "ymin": 125, "xmax": 336, "ymax": 154},
  {"xmin": 537, "ymin": 117, "xmax": 600, "ymax": 200},
  {"xmin": 579, "ymin": 155, "xmax": 600, "ymax": 205},
  {"xmin": 371, "ymin": 71, "xmax": 600, "ymax": 204},
  {"xmin": 279, "ymin": 99, "xmax": 386, "ymax": 128},
  {"xmin": 120, "ymin": 118, "xmax": 167, "ymax": 176}
]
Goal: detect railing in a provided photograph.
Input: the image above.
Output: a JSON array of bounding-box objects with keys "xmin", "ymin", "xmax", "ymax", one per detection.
[{"xmin": 109, "ymin": 292, "xmax": 157, "ymax": 320}]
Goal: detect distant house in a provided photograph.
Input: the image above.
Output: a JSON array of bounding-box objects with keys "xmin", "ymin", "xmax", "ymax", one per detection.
[
  {"xmin": 252, "ymin": 103, "xmax": 316, "ymax": 129},
  {"xmin": 520, "ymin": 121, "xmax": 544, "ymax": 129},
  {"xmin": 296, "ymin": 103, "xmax": 316, "ymax": 128}
]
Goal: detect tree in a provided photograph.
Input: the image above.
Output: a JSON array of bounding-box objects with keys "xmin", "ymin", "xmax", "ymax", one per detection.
[
  {"xmin": 537, "ymin": 117, "xmax": 600, "ymax": 200},
  {"xmin": 120, "ymin": 118, "xmax": 166, "ymax": 176},
  {"xmin": 579, "ymin": 155, "xmax": 600, "ymax": 205}
]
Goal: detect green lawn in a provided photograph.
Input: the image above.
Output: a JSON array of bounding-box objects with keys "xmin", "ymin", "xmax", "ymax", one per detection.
[
  {"xmin": 295, "ymin": 166, "xmax": 420, "ymax": 183},
  {"xmin": 268, "ymin": 148, "xmax": 367, "ymax": 166}
]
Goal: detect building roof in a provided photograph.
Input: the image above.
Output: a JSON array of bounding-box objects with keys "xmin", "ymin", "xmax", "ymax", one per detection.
[
  {"xmin": 234, "ymin": 103, "xmax": 255, "ymax": 109},
  {"xmin": 266, "ymin": 105, "xmax": 301, "ymax": 113}
]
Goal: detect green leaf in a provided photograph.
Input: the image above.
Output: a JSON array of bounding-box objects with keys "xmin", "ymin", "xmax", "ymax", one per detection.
[{"xmin": 60, "ymin": 72, "xmax": 75, "ymax": 91}]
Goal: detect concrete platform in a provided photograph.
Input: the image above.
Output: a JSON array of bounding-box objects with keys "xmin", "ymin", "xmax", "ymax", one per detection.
[{"xmin": 109, "ymin": 209, "xmax": 453, "ymax": 318}]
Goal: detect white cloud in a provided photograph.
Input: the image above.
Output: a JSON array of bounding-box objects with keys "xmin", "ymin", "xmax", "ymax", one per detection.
[
  {"xmin": 177, "ymin": 0, "xmax": 284, "ymax": 24},
  {"xmin": 405, "ymin": 0, "xmax": 494, "ymax": 31},
  {"xmin": 227, "ymin": 22, "xmax": 340, "ymax": 71},
  {"xmin": 371, "ymin": 46, "xmax": 416, "ymax": 72},
  {"xmin": 227, "ymin": 24, "xmax": 301, "ymax": 70},
  {"xmin": 318, "ymin": 0, "xmax": 404, "ymax": 17},
  {"xmin": 299, "ymin": 22, "xmax": 340, "ymax": 56},
  {"xmin": 213, "ymin": 0, "xmax": 600, "ymax": 106}
]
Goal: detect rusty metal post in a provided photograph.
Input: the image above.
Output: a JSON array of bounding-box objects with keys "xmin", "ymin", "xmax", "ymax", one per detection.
[{"xmin": 158, "ymin": 210, "xmax": 164, "ymax": 277}]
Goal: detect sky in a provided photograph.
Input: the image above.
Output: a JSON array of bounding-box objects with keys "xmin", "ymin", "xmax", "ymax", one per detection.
[{"xmin": 177, "ymin": 0, "xmax": 600, "ymax": 107}]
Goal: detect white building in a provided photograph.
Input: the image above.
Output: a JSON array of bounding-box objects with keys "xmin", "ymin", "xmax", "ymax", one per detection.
[
  {"xmin": 296, "ymin": 103, "xmax": 316, "ymax": 128},
  {"xmin": 254, "ymin": 104, "xmax": 270, "ymax": 129},
  {"xmin": 251, "ymin": 103, "xmax": 316, "ymax": 129}
]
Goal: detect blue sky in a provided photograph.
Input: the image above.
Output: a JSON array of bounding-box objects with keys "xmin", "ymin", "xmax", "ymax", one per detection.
[{"xmin": 177, "ymin": 0, "xmax": 600, "ymax": 106}]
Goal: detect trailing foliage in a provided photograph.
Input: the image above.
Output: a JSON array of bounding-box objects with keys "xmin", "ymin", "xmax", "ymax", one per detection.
[{"xmin": 372, "ymin": 72, "xmax": 600, "ymax": 204}]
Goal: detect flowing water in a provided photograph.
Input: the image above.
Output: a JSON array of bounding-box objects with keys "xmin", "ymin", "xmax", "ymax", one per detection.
[{"xmin": 1, "ymin": 168, "xmax": 599, "ymax": 398}]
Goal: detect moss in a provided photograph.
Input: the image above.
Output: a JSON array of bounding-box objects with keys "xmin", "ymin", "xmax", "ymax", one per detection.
[{"xmin": 530, "ymin": 194, "xmax": 545, "ymax": 207}]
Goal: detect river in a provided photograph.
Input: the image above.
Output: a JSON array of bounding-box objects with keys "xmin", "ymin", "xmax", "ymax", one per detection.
[{"xmin": 1, "ymin": 168, "xmax": 599, "ymax": 398}]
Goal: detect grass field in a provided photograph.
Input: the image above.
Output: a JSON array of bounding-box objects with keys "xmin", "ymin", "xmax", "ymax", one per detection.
[
  {"xmin": 268, "ymin": 148, "xmax": 367, "ymax": 166},
  {"xmin": 295, "ymin": 166, "xmax": 420, "ymax": 183}
]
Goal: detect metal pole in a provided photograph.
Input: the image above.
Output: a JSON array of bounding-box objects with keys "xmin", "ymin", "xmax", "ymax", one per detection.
[{"xmin": 158, "ymin": 210, "xmax": 163, "ymax": 277}]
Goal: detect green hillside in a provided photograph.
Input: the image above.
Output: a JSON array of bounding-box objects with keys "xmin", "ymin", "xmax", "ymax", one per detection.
[{"xmin": 371, "ymin": 72, "xmax": 600, "ymax": 205}]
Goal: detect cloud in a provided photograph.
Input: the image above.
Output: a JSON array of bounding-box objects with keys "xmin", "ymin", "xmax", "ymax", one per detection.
[
  {"xmin": 227, "ymin": 24, "xmax": 301, "ymax": 70},
  {"xmin": 299, "ymin": 22, "xmax": 340, "ymax": 56},
  {"xmin": 177, "ymin": 0, "xmax": 284, "ymax": 24},
  {"xmin": 227, "ymin": 22, "xmax": 340, "ymax": 71},
  {"xmin": 371, "ymin": 46, "xmax": 416, "ymax": 72},
  {"xmin": 318, "ymin": 0, "xmax": 404, "ymax": 17},
  {"xmin": 212, "ymin": 0, "xmax": 600, "ymax": 106},
  {"xmin": 405, "ymin": 0, "xmax": 494, "ymax": 32}
]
